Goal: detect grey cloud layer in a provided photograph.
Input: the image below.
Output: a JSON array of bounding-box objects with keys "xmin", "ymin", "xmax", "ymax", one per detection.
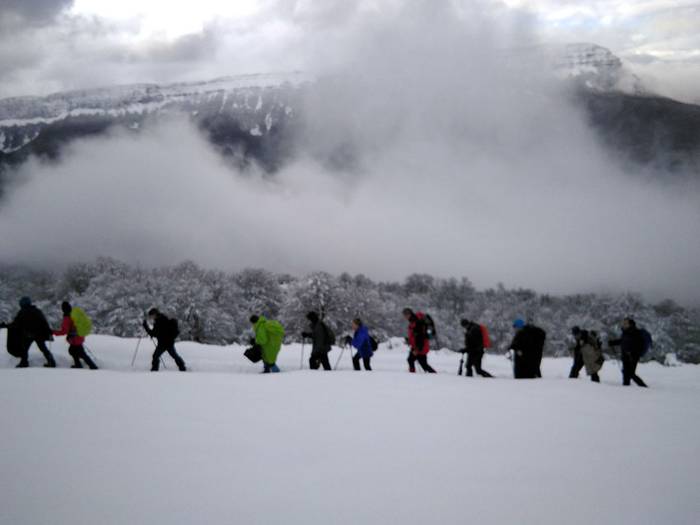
[
  {"xmin": 0, "ymin": 0, "xmax": 73, "ymax": 23},
  {"xmin": 0, "ymin": 0, "xmax": 698, "ymax": 101}
]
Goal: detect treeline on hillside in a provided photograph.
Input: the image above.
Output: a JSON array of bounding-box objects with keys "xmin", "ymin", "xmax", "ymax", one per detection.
[{"xmin": 1, "ymin": 258, "xmax": 699, "ymax": 362}]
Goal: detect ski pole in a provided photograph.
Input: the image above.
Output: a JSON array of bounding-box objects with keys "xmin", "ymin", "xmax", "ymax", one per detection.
[
  {"xmin": 149, "ymin": 337, "xmax": 167, "ymax": 370},
  {"xmin": 300, "ymin": 340, "xmax": 305, "ymax": 370},
  {"xmin": 84, "ymin": 344, "xmax": 98, "ymax": 364},
  {"xmin": 458, "ymin": 353, "xmax": 464, "ymax": 376},
  {"xmin": 131, "ymin": 337, "xmax": 143, "ymax": 367},
  {"xmin": 334, "ymin": 345, "xmax": 345, "ymax": 370}
]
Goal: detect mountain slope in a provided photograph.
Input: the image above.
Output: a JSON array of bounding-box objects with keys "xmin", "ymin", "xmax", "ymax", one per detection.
[
  {"xmin": 0, "ymin": 73, "xmax": 309, "ymax": 173},
  {"xmin": 1, "ymin": 46, "xmax": 699, "ymax": 182}
]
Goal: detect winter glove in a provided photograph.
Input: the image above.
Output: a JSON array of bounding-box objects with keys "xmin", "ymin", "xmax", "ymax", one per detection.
[
  {"xmin": 343, "ymin": 335, "xmax": 353, "ymax": 347},
  {"xmin": 301, "ymin": 331, "xmax": 311, "ymax": 339},
  {"xmin": 0, "ymin": 322, "xmax": 7, "ymax": 329},
  {"xmin": 142, "ymin": 320, "xmax": 149, "ymax": 330}
]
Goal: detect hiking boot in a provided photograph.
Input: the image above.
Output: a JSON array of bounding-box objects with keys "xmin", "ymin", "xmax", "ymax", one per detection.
[
  {"xmin": 16, "ymin": 362, "xmax": 29, "ymax": 368},
  {"xmin": 71, "ymin": 365, "xmax": 83, "ymax": 369},
  {"xmin": 44, "ymin": 362, "xmax": 56, "ymax": 368}
]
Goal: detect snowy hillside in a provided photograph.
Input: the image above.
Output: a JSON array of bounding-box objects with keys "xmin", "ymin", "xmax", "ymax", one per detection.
[
  {"xmin": 1, "ymin": 332, "xmax": 699, "ymax": 524},
  {"xmin": 551, "ymin": 43, "xmax": 644, "ymax": 93},
  {"xmin": 0, "ymin": 72, "xmax": 310, "ymax": 149},
  {"xmin": 0, "ymin": 45, "xmax": 627, "ymax": 155},
  {"xmin": 2, "ymin": 43, "xmax": 698, "ymax": 176}
]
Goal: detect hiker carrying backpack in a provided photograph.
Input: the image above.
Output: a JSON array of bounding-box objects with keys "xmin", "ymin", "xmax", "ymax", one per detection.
[
  {"xmin": 0, "ymin": 297, "xmax": 56, "ymax": 368},
  {"xmin": 350, "ymin": 318, "xmax": 374, "ymax": 371},
  {"xmin": 608, "ymin": 318, "xmax": 648, "ymax": 387},
  {"xmin": 459, "ymin": 319, "xmax": 493, "ymax": 377},
  {"xmin": 143, "ymin": 308, "xmax": 187, "ymax": 372},
  {"xmin": 53, "ymin": 302, "xmax": 98, "ymax": 370},
  {"xmin": 303, "ymin": 311, "xmax": 334, "ymax": 371},
  {"xmin": 402, "ymin": 308, "xmax": 437, "ymax": 373}
]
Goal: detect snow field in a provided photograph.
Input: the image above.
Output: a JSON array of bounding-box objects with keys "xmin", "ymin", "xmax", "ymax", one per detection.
[{"xmin": 0, "ymin": 333, "xmax": 698, "ymax": 525}]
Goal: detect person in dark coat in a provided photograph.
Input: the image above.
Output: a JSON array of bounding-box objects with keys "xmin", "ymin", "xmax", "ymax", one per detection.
[
  {"xmin": 142, "ymin": 308, "xmax": 187, "ymax": 372},
  {"xmin": 53, "ymin": 301, "xmax": 98, "ymax": 370},
  {"xmin": 569, "ymin": 326, "xmax": 602, "ymax": 383},
  {"xmin": 350, "ymin": 318, "xmax": 373, "ymax": 371},
  {"xmin": 0, "ymin": 297, "xmax": 56, "ymax": 368},
  {"xmin": 402, "ymin": 308, "xmax": 436, "ymax": 373},
  {"xmin": 460, "ymin": 319, "xmax": 492, "ymax": 377},
  {"xmin": 609, "ymin": 318, "xmax": 648, "ymax": 387},
  {"xmin": 302, "ymin": 311, "xmax": 333, "ymax": 371},
  {"xmin": 509, "ymin": 319, "xmax": 545, "ymax": 379}
]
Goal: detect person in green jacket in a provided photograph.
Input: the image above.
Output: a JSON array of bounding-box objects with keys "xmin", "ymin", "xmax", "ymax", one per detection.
[{"xmin": 250, "ymin": 315, "xmax": 285, "ymax": 373}]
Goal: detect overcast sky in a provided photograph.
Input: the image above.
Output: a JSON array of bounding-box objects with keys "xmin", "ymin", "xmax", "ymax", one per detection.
[{"xmin": 0, "ymin": 0, "xmax": 698, "ymax": 102}]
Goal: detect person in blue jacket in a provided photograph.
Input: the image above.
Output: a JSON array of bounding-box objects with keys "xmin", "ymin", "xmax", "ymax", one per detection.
[{"xmin": 350, "ymin": 318, "xmax": 373, "ymax": 371}]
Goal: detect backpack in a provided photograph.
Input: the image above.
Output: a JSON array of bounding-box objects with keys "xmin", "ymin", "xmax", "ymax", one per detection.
[
  {"xmin": 267, "ymin": 319, "xmax": 285, "ymax": 338},
  {"xmin": 639, "ymin": 328, "xmax": 653, "ymax": 357},
  {"xmin": 166, "ymin": 317, "xmax": 180, "ymax": 340},
  {"xmin": 423, "ymin": 314, "xmax": 437, "ymax": 341},
  {"xmin": 70, "ymin": 307, "xmax": 93, "ymax": 337},
  {"xmin": 530, "ymin": 326, "xmax": 547, "ymax": 352},
  {"xmin": 369, "ymin": 335, "xmax": 379, "ymax": 352},
  {"xmin": 480, "ymin": 324, "xmax": 492, "ymax": 349},
  {"xmin": 324, "ymin": 322, "xmax": 336, "ymax": 347},
  {"xmin": 5, "ymin": 323, "xmax": 23, "ymax": 358},
  {"xmin": 587, "ymin": 330, "xmax": 602, "ymax": 350}
]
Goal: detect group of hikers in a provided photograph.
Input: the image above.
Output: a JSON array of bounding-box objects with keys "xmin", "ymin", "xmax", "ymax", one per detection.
[{"xmin": 1, "ymin": 297, "xmax": 650, "ymax": 387}]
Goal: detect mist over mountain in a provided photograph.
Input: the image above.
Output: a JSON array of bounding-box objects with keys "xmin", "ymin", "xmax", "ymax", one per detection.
[
  {"xmin": 0, "ymin": 44, "xmax": 699, "ymax": 182},
  {"xmin": 0, "ymin": 3, "xmax": 698, "ymax": 306}
]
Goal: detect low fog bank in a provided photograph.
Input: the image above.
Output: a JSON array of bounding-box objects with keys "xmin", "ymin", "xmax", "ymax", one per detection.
[{"xmin": 0, "ymin": 2, "xmax": 699, "ymax": 305}]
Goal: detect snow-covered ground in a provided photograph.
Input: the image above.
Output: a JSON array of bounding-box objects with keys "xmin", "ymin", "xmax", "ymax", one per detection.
[{"xmin": 1, "ymin": 333, "xmax": 698, "ymax": 525}]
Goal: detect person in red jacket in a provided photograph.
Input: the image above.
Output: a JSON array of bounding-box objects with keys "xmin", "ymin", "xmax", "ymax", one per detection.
[
  {"xmin": 54, "ymin": 302, "xmax": 98, "ymax": 370},
  {"xmin": 402, "ymin": 308, "xmax": 436, "ymax": 373}
]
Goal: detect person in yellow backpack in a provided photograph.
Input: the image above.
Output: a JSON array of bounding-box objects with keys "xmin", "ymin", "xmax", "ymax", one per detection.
[
  {"xmin": 54, "ymin": 302, "xmax": 98, "ymax": 369},
  {"xmin": 250, "ymin": 315, "xmax": 284, "ymax": 373}
]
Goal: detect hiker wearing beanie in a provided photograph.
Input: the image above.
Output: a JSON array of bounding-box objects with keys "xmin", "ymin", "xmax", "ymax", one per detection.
[
  {"xmin": 609, "ymin": 318, "xmax": 648, "ymax": 387},
  {"xmin": 509, "ymin": 319, "xmax": 546, "ymax": 379},
  {"xmin": 350, "ymin": 318, "xmax": 374, "ymax": 371},
  {"xmin": 402, "ymin": 308, "xmax": 436, "ymax": 373},
  {"xmin": 569, "ymin": 326, "xmax": 603, "ymax": 383},
  {"xmin": 249, "ymin": 314, "xmax": 285, "ymax": 373},
  {"xmin": 0, "ymin": 297, "xmax": 56, "ymax": 368},
  {"xmin": 302, "ymin": 311, "xmax": 334, "ymax": 370},
  {"xmin": 53, "ymin": 302, "xmax": 98, "ymax": 370},
  {"xmin": 460, "ymin": 319, "xmax": 492, "ymax": 377},
  {"xmin": 142, "ymin": 308, "xmax": 187, "ymax": 372}
]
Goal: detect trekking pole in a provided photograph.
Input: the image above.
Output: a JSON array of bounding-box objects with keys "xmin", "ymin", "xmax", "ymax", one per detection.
[
  {"xmin": 300, "ymin": 340, "xmax": 305, "ymax": 370},
  {"xmin": 334, "ymin": 344, "xmax": 346, "ymax": 370},
  {"xmin": 84, "ymin": 344, "xmax": 98, "ymax": 364},
  {"xmin": 131, "ymin": 337, "xmax": 143, "ymax": 367},
  {"xmin": 458, "ymin": 353, "xmax": 464, "ymax": 376},
  {"xmin": 149, "ymin": 337, "xmax": 167, "ymax": 370}
]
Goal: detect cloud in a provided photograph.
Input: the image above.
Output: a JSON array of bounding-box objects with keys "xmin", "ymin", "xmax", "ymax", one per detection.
[
  {"xmin": 0, "ymin": 0, "xmax": 699, "ymax": 102},
  {"xmin": 1, "ymin": 1, "xmax": 699, "ymax": 305},
  {"xmin": 0, "ymin": 0, "xmax": 73, "ymax": 23}
]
